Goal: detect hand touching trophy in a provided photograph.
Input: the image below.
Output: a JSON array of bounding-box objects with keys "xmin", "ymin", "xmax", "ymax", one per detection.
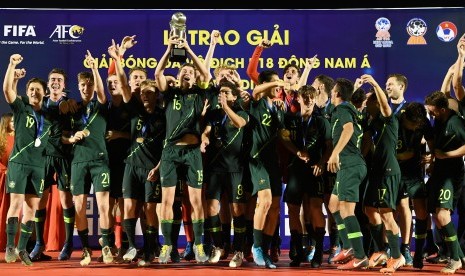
[{"xmin": 169, "ymin": 12, "xmax": 188, "ymax": 63}]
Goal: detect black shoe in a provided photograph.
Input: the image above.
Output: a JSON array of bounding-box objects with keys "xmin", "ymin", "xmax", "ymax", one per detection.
[
  {"xmin": 58, "ymin": 243, "xmax": 73, "ymax": 261},
  {"xmin": 182, "ymin": 242, "xmax": 195, "ymax": 261},
  {"xmin": 171, "ymin": 247, "xmax": 181, "ymax": 263},
  {"xmin": 413, "ymin": 253, "xmax": 424, "ymax": 269},
  {"xmin": 289, "ymin": 259, "xmax": 301, "ymax": 267}
]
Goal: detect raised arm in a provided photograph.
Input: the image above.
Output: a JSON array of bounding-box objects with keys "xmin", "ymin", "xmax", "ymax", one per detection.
[
  {"xmin": 453, "ymin": 33, "xmax": 465, "ymax": 101},
  {"xmin": 441, "ymin": 62, "xmax": 456, "ymax": 96},
  {"xmin": 3, "ymin": 54, "xmax": 23, "ymax": 104},
  {"xmin": 204, "ymin": 30, "xmax": 220, "ymax": 80},
  {"xmin": 297, "ymin": 55, "xmax": 317, "ymax": 89},
  {"xmin": 246, "ymin": 39, "xmax": 272, "ymax": 85},
  {"xmin": 108, "ymin": 39, "xmax": 131, "ymax": 103},
  {"xmin": 108, "ymin": 35, "xmax": 137, "ymax": 76},
  {"xmin": 154, "ymin": 35, "xmax": 178, "ymax": 92},
  {"xmin": 180, "ymin": 37, "xmax": 211, "ymax": 85},
  {"xmin": 362, "ymin": 74, "xmax": 391, "ymax": 117},
  {"xmin": 252, "ymin": 80, "xmax": 287, "ymax": 101},
  {"xmin": 86, "ymin": 50, "xmax": 106, "ymax": 104}
]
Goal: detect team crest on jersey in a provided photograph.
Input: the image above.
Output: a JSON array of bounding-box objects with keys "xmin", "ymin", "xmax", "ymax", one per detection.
[{"xmin": 8, "ymin": 181, "xmax": 15, "ymax": 188}]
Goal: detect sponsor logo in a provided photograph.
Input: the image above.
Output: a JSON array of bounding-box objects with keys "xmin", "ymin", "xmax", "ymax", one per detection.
[
  {"xmin": 8, "ymin": 181, "xmax": 15, "ymax": 188},
  {"xmin": 49, "ymin": 24, "xmax": 85, "ymax": 44},
  {"xmin": 0, "ymin": 25, "xmax": 44, "ymax": 45},
  {"xmin": 406, "ymin": 18, "xmax": 427, "ymax": 45},
  {"xmin": 3, "ymin": 25, "xmax": 36, "ymax": 37},
  {"xmin": 373, "ymin": 17, "xmax": 393, "ymax": 48},
  {"xmin": 436, "ymin": 21, "xmax": 457, "ymax": 42}
]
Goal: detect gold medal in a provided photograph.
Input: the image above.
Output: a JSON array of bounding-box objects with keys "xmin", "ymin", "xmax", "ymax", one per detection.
[
  {"xmin": 34, "ymin": 138, "xmax": 41, "ymax": 147},
  {"xmin": 136, "ymin": 137, "xmax": 144, "ymax": 143},
  {"xmin": 82, "ymin": 129, "xmax": 90, "ymax": 137}
]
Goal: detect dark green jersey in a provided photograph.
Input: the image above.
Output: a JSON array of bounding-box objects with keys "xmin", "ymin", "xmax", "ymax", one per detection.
[
  {"xmin": 125, "ymin": 97, "xmax": 166, "ymax": 169},
  {"xmin": 433, "ymin": 111, "xmax": 465, "ymax": 172},
  {"xmin": 284, "ymin": 112, "xmax": 331, "ymax": 166},
  {"xmin": 44, "ymin": 96, "xmax": 72, "ymax": 159},
  {"xmin": 106, "ymin": 99, "xmax": 131, "ymax": 161},
  {"xmin": 163, "ymin": 86, "xmax": 212, "ymax": 146},
  {"xmin": 315, "ymin": 100, "xmax": 335, "ymax": 123},
  {"xmin": 368, "ymin": 114, "xmax": 400, "ymax": 175},
  {"xmin": 330, "ymin": 102, "xmax": 365, "ymax": 168},
  {"xmin": 67, "ymin": 99, "xmax": 108, "ymax": 163},
  {"xmin": 204, "ymin": 107, "xmax": 249, "ymax": 172},
  {"xmin": 391, "ymin": 100, "xmax": 408, "ymax": 118},
  {"xmin": 8, "ymin": 96, "xmax": 56, "ymax": 167},
  {"xmin": 397, "ymin": 115, "xmax": 434, "ymax": 176},
  {"xmin": 248, "ymin": 97, "xmax": 285, "ymax": 161}
]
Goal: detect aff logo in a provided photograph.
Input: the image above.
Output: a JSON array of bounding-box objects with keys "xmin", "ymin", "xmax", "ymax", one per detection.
[
  {"xmin": 49, "ymin": 25, "xmax": 85, "ymax": 39},
  {"xmin": 3, "ymin": 25, "xmax": 36, "ymax": 37}
]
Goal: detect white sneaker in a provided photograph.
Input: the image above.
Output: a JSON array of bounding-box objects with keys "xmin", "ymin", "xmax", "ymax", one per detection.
[
  {"xmin": 229, "ymin": 251, "xmax": 244, "ymax": 268},
  {"xmin": 208, "ymin": 246, "xmax": 224, "ymax": 263},
  {"xmin": 80, "ymin": 247, "xmax": 92, "ymax": 266},
  {"xmin": 102, "ymin": 246, "xmax": 114, "ymax": 264}
]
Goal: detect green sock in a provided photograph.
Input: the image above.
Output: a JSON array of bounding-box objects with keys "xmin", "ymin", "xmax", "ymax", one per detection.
[
  {"xmin": 123, "ymin": 218, "xmax": 138, "ymax": 248},
  {"xmin": 253, "ymin": 229, "xmax": 263, "ymax": 248},
  {"xmin": 343, "ymin": 215, "xmax": 365, "ymax": 259},
  {"xmin": 209, "ymin": 214, "xmax": 222, "ymax": 247},
  {"xmin": 78, "ymin": 228, "xmax": 89, "ymax": 248},
  {"xmin": 34, "ymin": 208, "xmax": 46, "ymax": 246},
  {"xmin": 192, "ymin": 219, "xmax": 204, "ymax": 245},
  {"xmin": 63, "ymin": 207, "xmax": 75, "ymax": 245},
  {"xmin": 443, "ymin": 221, "xmax": 460, "ymax": 260},
  {"xmin": 6, "ymin": 217, "xmax": 19, "ymax": 247},
  {"xmin": 100, "ymin": 228, "xmax": 111, "ymax": 247},
  {"xmin": 17, "ymin": 221, "xmax": 34, "ymax": 251},
  {"xmin": 332, "ymin": 211, "xmax": 350, "ymax": 250},
  {"xmin": 161, "ymin": 219, "xmax": 174, "ymax": 245},
  {"xmin": 369, "ymin": 223, "xmax": 384, "ymax": 252},
  {"xmin": 386, "ymin": 230, "xmax": 401, "ymax": 258},
  {"xmin": 414, "ymin": 219, "xmax": 427, "ymax": 257}
]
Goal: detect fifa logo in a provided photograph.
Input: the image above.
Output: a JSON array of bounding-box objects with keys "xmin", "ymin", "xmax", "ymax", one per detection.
[
  {"xmin": 3, "ymin": 25, "xmax": 36, "ymax": 37},
  {"xmin": 49, "ymin": 25, "xmax": 85, "ymax": 39}
]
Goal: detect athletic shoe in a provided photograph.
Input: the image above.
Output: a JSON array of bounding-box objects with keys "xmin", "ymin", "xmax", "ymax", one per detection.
[
  {"xmin": 182, "ymin": 242, "xmax": 195, "ymax": 261},
  {"xmin": 380, "ymin": 255, "xmax": 406, "ymax": 274},
  {"xmin": 102, "ymin": 245, "xmax": 114, "ymax": 264},
  {"xmin": 29, "ymin": 244, "xmax": 45, "ymax": 261},
  {"xmin": 5, "ymin": 246, "xmax": 18, "ymax": 263},
  {"xmin": 79, "ymin": 247, "xmax": 92, "ymax": 266},
  {"xmin": 402, "ymin": 246, "xmax": 413, "ymax": 266},
  {"xmin": 193, "ymin": 243, "xmax": 209, "ymax": 263},
  {"xmin": 328, "ymin": 245, "xmax": 341, "ymax": 264},
  {"xmin": 208, "ymin": 246, "xmax": 224, "ymax": 263},
  {"xmin": 264, "ymin": 253, "xmax": 276, "ymax": 269},
  {"xmin": 368, "ymin": 251, "xmax": 388, "ymax": 268},
  {"xmin": 413, "ymin": 252, "xmax": 424, "ymax": 269},
  {"xmin": 330, "ymin": 248, "xmax": 354, "ymax": 264},
  {"xmin": 58, "ymin": 243, "xmax": 73, "ymax": 261},
  {"xmin": 229, "ymin": 251, "xmax": 244, "ymax": 268},
  {"xmin": 305, "ymin": 246, "xmax": 315, "ymax": 262},
  {"xmin": 158, "ymin": 245, "xmax": 172, "ymax": 264},
  {"xmin": 123, "ymin": 247, "xmax": 137, "ymax": 262},
  {"xmin": 337, "ymin": 256, "xmax": 369, "ymax": 270},
  {"xmin": 252, "ymin": 246, "xmax": 265, "ymax": 266},
  {"xmin": 440, "ymin": 258, "xmax": 462, "ymax": 274},
  {"xmin": 18, "ymin": 249, "xmax": 33, "ymax": 266},
  {"xmin": 170, "ymin": 247, "xmax": 181, "ymax": 263}
]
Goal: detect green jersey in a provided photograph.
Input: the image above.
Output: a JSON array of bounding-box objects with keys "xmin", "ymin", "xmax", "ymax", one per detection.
[
  {"xmin": 330, "ymin": 102, "xmax": 365, "ymax": 168},
  {"xmin": 204, "ymin": 106, "xmax": 249, "ymax": 172},
  {"xmin": 125, "ymin": 97, "xmax": 166, "ymax": 169},
  {"xmin": 45, "ymin": 96, "xmax": 72, "ymax": 159},
  {"xmin": 368, "ymin": 114, "xmax": 400, "ymax": 175},
  {"xmin": 106, "ymin": 99, "xmax": 131, "ymax": 161},
  {"xmin": 248, "ymin": 97, "xmax": 285, "ymax": 161},
  {"xmin": 8, "ymin": 96, "xmax": 57, "ymax": 167},
  {"xmin": 67, "ymin": 99, "xmax": 109, "ymax": 163},
  {"xmin": 163, "ymin": 86, "xmax": 212, "ymax": 146},
  {"xmin": 433, "ymin": 111, "xmax": 465, "ymax": 172}
]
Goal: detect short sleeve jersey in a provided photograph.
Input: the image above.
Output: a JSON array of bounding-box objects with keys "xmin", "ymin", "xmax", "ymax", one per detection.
[
  {"xmin": 8, "ymin": 96, "xmax": 56, "ymax": 167},
  {"xmin": 67, "ymin": 99, "xmax": 109, "ymax": 163},
  {"xmin": 284, "ymin": 112, "xmax": 331, "ymax": 166},
  {"xmin": 106, "ymin": 99, "xmax": 131, "ymax": 161},
  {"xmin": 163, "ymin": 85, "xmax": 213, "ymax": 146},
  {"xmin": 368, "ymin": 114, "xmax": 400, "ymax": 175},
  {"xmin": 433, "ymin": 111, "xmax": 465, "ymax": 172},
  {"xmin": 125, "ymin": 97, "xmax": 166, "ymax": 169},
  {"xmin": 204, "ymin": 107, "xmax": 249, "ymax": 172},
  {"xmin": 330, "ymin": 102, "xmax": 365, "ymax": 169},
  {"xmin": 248, "ymin": 97, "xmax": 285, "ymax": 161}
]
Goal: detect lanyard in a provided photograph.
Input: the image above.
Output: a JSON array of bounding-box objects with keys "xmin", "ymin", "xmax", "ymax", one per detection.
[
  {"xmin": 82, "ymin": 101, "xmax": 94, "ymax": 125},
  {"xmin": 302, "ymin": 115, "xmax": 312, "ymax": 147},
  {"xmin": 32, "ymin": 109, "xmax": 44, "ymax": 139},
  {"xmin": 391, "ymin": 100, "xmax": 406, "ymax": 115}
]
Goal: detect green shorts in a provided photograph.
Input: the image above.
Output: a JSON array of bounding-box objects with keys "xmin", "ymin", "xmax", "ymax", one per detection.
[
  {"xmin": 332, "ymin": 164, "xmax": 367, "ymax": 202},
  {"xmin": 70, "ymin": 160, "xmax": 110, "ymax": 195},
  {"xmin": 323, "ymin": 171, "xmax": 337, "ymax": 194},
  {"xmin": 249, "ymin": 158, "xmax": 282, "ymax": 197},
  {"xmin": 6, "ymin": 162, "xmax": 45, "ymax": 197},
  {"xmin": 427, "ymin": 170, "xmax": 463, "ymax": 213},
  {"xmin": 122, "ymin": 164, "xmax": 161, "ymax": 203},
  {"xmin": 364, "ymin": 173, "xmax": 401, "ymax": 210},
  {"xmin": 160, "ymin": 145, "xmax": 203, "ymax": 188},
  {"xmin": 44, "ymin": 155, "xmax": 71, "ymax": 192},
  {"xmin": 284, "ymin": 161, "xmax": 324, "ymax": 205},
  {"xmin": 205, "ymin": 171, "xmax": 246, "ymax": 203},
  {"xmin": 397, "ymin": 174, "xmax": 427, "ymax": 202}
]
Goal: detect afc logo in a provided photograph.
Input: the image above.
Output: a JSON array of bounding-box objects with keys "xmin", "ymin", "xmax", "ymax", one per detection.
[
  {"xmin": 49, "ymin": 25, "xmax": 85, "ymax": 39},
  {"xmin": 3, "ymin": 25, "xmax": 36, "ymax": 37}
]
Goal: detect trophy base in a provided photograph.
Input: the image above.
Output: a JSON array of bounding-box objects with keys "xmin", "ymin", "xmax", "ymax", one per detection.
[{"xmin": 169, "ymin": 48, "xmax": 187, "ymax": 63}]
